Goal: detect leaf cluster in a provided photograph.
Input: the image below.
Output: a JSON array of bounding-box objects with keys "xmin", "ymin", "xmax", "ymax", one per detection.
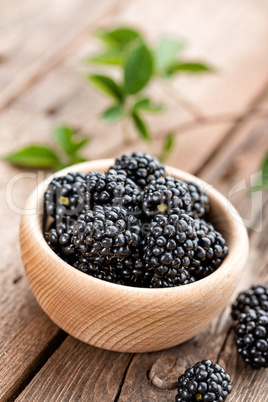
[
  {"xmin": 4, "ymin": 126, "xmax": 89, "ymax": 170},
  {"xmin": 86, "ymin": 27, "xmax": 213, "ymax": 157}
]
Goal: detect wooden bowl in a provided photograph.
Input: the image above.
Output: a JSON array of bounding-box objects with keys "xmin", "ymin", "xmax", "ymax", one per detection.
[{"xmin": 20, "ymin": 160, "xmax": 249, "ymax": 353}]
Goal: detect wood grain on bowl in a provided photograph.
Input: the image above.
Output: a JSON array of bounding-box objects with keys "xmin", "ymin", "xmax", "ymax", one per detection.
[{"xmin": 20, "ymin": 160, "xmax": 249, "ymax": 353}]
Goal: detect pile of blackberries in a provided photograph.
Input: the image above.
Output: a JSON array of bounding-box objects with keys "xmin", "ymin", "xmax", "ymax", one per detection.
[
  {"xmin": 44, "ymin": 151, "xmax": 228, "ymax": 288},
  {"xmin": 231, "ymin": 284, "xmax": 268, "ymax": 369}
]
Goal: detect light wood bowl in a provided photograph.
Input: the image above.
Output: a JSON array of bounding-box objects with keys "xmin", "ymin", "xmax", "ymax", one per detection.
[{"xmin": 20, "ymin": 159, "xmax": 249, "ymax": 353}]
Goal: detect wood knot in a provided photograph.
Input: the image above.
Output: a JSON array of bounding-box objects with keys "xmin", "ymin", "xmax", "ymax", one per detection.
[{"xmin": 149, "ymin": 356, "xmax": 186, "ymax": 390}]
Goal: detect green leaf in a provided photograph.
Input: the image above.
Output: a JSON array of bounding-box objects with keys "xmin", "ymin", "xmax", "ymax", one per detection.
[
  {"xmin": 86, "ymin": 50, "xmax": 124, "ymax": 66},
  {"xmin": 131, "ymin": 111, "xmax": 151, "ymax": 141},
  {"xmin": 53, "ymin": 126, "xmax": 89, "ymax": 156},
  {"xmin": 87, "ymin": 75, "xmax": 123, "ymax": 101},
  {"xmin": 158, "ymin": 133, "xmax": 176, "ymax": 162},
  {"xmin": 124, "ymin": 44, "xmax": 153, "ymax": 94},
  {"xmin": 168, "ymin": 61, "xmax": 214, "ymax": 75},
  {"xmin": 97, "ymin": 27, "xmax": 142, "ymax": 50},
  {"xmin": 101, "ymin": 105, "xmax": 124, "ymax": 123},
  {"xmin": 251, "ymin": 154, "xmax": 268, "ymax": 192},
  {"xmin": 4, "ymin": 145, "xmax": 59, "ymax": 168},
  {"xmin": 134, "ymin": 97, "xmax": 163, "ymax": 113},
  {"xmin": 155, "ymin": 38, "xmax": 184, "ymax": 75}
]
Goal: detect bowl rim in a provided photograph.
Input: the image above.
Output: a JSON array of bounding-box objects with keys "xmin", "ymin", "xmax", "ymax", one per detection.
[{"xmin": 21, "ymin": 158, "xmax": 249, "ymax": 299}]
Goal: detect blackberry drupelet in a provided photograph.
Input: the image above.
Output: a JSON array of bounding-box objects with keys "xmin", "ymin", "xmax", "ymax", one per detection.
[
  {"xmin": 176, "ymin": 360, "xmax": 232, "ymax": 402},
  {"xmin": 188, "ymin": 219, "xmax": 228, "ymax": 280},
  {"xmin": 72, "ymin": 205, "xmax": 141, "ymax": 263},
  {"xmin": 143, "ymin": 212, "xmax": 197, "ymax": 288},
  {"xmin": 231, "ymin": 284, "xmax": 268, "ymax": 321},
  {"xmin": 234, "ymin": 309, "xmax": 268, "ymax": 369},
  {"xmin": 110, "ymin": 151, "xmax": 165, "ymax": 189},
  {"xmin": 185, "ymin": 181, "xmax": 210, "ymax": 219},
  {"xmin": 142, "ymin": 176, "xmax": 191, "ymax": 217},
  {"xmin": 44, "ymin": 172, "xmax": 87, "ymax": 221},
  {"xmin": 86, "ymin": 169, "xmax": 141, "ymax": 213}
]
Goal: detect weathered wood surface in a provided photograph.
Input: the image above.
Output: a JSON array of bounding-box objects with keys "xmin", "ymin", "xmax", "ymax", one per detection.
[{"xmin": 0, "ymin": 0, "xmax": 268, "ymax": 401}]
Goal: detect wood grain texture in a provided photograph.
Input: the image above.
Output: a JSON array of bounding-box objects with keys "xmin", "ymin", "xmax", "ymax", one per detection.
[
  {"xmin": 0, "ymin": 0, "xmax": 125, "ymax": 110},
  {"xmin": 15, "ymin": 337, "xmax": 132, "ymax": 402},
  {"xmin": 19, "ymin": 160, "xmax": 248, "ymax": 353}
]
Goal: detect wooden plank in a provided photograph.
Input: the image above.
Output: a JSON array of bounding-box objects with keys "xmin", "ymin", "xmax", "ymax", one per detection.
[
  {"xmin": 15, "ymin": 337, "xmax": 132, "ymax": 402},
  {"xmin": 116, "ymin": 109, "xmax": 268, "ymax": 401},
  {"xmin": 0, "ymin": 0, "xmax": 124, "ymax": 110}
]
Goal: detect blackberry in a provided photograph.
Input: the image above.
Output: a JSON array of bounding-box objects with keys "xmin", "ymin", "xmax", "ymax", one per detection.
[
  {"xmin": 112, "ymin": 244, "xmax": 146, "ymax": 286},
  {"xmin": 86, "ymin": 169, "xmax": 141, "ymax": 214},
  {"xmin": 231, "ymin": 284, "xmax": 268, "ymax": 321},
  {"xmin": 45, "ymin": 217, "xmax": 76, "ymax": 258},
  {"xmin": 142, "ymin": 176, "xmax": 191, "ymax": 217},
  {"xmin": 44, "ymin": 172, "xmax": 87, "ymax": 221},
  {"xmin": 234, "ymin": 309, "xmax": 268, "ymax": 369},
  {"xmin": 143, "ymin": 212, "xmax": 197, "ymax": 288},
  {"xmin": 176, "ymin": 360, "xmax": 232, "ymax": 402},
  {"xmin": 185, "ymin": 181, "xmax": 210, "ymax": 219},
  {"xmin": 72, "ymin": 205, "xmax": 141, "ymax": 263},
  {"xmin": 73, "ymin": 256, "xmax": 124, "ymax": 285},
  {"xmin": 188, "ymin": 220, "xmax": 228, "ymax": 280},
  {"xmin": 110, "ymin": 151, "xmax": 165, "ymax": 189}
]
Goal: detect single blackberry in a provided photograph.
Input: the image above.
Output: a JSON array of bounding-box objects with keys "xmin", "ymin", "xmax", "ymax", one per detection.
[
  {"xmin": 188, "ymin": 220, "xmax": 228, "ymax": 280},
  {"xmin": 234, "ymin": 309, "xmax": 268, "ymax": 369},
  {"xmin": 176, "ymin": 360, "xmax": 232, "ymax": 402},
  {"xmin": 112, "ymin": 244, "xmax": 146, "ymax": 286},
  {"xmin": 185, "ymin": 181, "xmax": 210, "ymax": 219},
  {"xmin": 72, "ymin": 205, "xmax": 141, "ymax": 263},
  {"xmin": 86, "ymin": 169, "xmax": 141, "ymax": 214},
  {"xmin": 110, "ymin": 151, "xmax": 165, "ymax": 189},
  {"xmin": 142, "ymin": 176, "xmax": 191, "ymax": 217},
  {"xmin": 45, "ymin": 217, "xmax": 76, "ymax": 258},
  {"xmin": 44, "ymin": 172, "xmax": 87, "ymax": 221},
  {"xmin": 231, "ymin": 284, "xmax": 268, "ymax": 321},
  {"xmin": 143, "ymin": 212, "xmax": 197, "ymax": 288},
  {"xmin": 73, "ymin": 256, "xmax": 124, "ymax": 285}
]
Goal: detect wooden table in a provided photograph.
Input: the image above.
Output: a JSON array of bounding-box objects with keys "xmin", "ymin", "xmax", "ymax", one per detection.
[{"xmin": 0, "ymin": 0, "xmax": 268, "ymax": 400}]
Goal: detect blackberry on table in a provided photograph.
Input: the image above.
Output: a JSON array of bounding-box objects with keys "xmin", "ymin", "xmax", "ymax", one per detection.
[
  {"xmin": 72, "ymin": 205, "xmax": 141, "ymax": 263},
  {"xmin": 142, "ymin": 176, "xmax": 191, "ymax": 217},
  {"xmin": 234, "ymin": 308, "xmax": 268, "ymax": 369},
  {"xmin": 176, "ymin": 359, "xmax": 232, "ymax": 402},
  {"xmin": 110, "ymin": 151, "xmax": 165, "ymax": 189},
  {"xmin": 143, "ymin": 212, "xmax": 197, "ymax": 288},
  {"xmin": 188, "ymin": 219, "xmax": 228, "ymax": 280},
  {"xmin": 231, "ymin": 284, "xmax": 268, "ymax": 321},
  {"xmin": 44, "ymin": 172, "xmax": 87, "ymax": 221},
  {"xmin": 185, "ymin": 181, "xmax": 210, "ymax": 219}
]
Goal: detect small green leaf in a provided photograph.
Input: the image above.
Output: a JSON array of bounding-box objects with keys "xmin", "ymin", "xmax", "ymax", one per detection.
[
  {"xmin": 86, "ymin": 50, "xmax": 124, "ymax": 66},
  {"xmin": 134, "ymin": 98, "xmax": 163, "ymax": 113},
  {"xmin": 87, "ymin": 75, "xmax": 123, "ymax": 101},
  {"xmin": 53, "ymin": 126, "xmax": 89, "ymax": 156},
  {"xmin": 131, "ymin": 111, "xmax": 151, "ymax": 141},
  {"xmin": 97, "ymin": 27, "xmax": 142, "ymax": 49},
  {"xmin": 159, "ymin": 133, "xmax": 176, "ymax": 162},
  {"xmin": 155, "ymin": 38, "xmax": 184, "ymax": 75},
  {"xmin": 251, "ymin": 154, "xmax": 268, "ymax": 192},
  {"xmin": 101, "ymin": 105, "xmax": 124, "ymax": 122},
  {"xmin": 124, "ymin": 44, "xmax": 153, "ymax": 94},
  {"xmin": 168, "ymin": 61, "xmax": 214, "ymax": 75},
  {"xmin": 4, "ymin": 146, "xmax": 59, "ymax": 168}
]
